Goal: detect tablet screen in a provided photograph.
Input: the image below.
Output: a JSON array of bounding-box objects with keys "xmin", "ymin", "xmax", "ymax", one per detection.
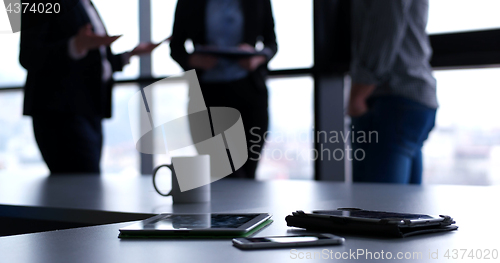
[{"xmin": 142, "ymin": 214, "xmax": 261, "ymax": 230}]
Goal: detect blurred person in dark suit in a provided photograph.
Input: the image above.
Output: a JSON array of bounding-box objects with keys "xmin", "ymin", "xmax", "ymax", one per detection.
[
  {"xmin": 348, "ymin": 0, "xmax": 437, "ymax": 184},
  {"xmin": 170, "ymin": 0, "xmax": 277, "ymax": 179},
  {"xmin": 20, "ymin": 0, "xmax": 160, "ymax": 174}
]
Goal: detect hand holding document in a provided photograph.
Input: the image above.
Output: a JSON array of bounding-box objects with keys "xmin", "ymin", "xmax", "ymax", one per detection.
[
  {"xmin": 131, "ymin": 36, "xmax": 171, "ymax": 56},
  {"xmin": 74, "ymin": 24, "xmax": 122, "ymax": 53}
]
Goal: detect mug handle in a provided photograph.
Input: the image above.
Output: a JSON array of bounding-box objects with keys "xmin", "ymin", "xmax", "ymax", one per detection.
[{"xmin": 152, "ymin": 164, "xmax": 175, "ymax": 196}]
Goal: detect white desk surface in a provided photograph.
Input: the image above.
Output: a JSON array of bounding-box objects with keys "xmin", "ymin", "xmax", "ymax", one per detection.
[{"xmin": 0, "ymin": 173, "xmax": 498, "ymax": 262}]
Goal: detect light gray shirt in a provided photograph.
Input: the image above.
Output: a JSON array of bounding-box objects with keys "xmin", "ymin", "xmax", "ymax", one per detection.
[{"xmin": 351, "ymin": 0, "xmax": 438, "ymax": 109}]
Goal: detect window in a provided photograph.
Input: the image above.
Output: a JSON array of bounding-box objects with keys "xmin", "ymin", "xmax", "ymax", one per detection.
[
  {"xmin": 0, "ymin": 85, "xmax": 140, "ymax": 176},
  {"xmin": 151, "ymin": 0, "xmax": 184, "ymax": 78},
  {"xmin": 422, "ymin": 0, "xmax": 500, "ymax": 185},
  {"xmin": 102, "ymin": 84, "xmax": 140, "ymax": 175},
  {"xmin": 150, "ymin": 77, "xmax": 193, "ymax": 167},
  {"xmin": 0, "ymin": 33, "xmax": 25, "ymax": 87},
  {"xmin": 0, "ymin": 90, "xmax": 46, "ymax": 176},
  {"xmin": 93, "ymin": 0, "xmax": 140, "ymax": 80},
  {"xmin": 257, "ymin": 76, "xmax": 314, "ymax": 180},
  {"xmin": 423, "ymin": 68, "xmax": 500, "ymax": 185},
  {"xmin": 427, "ymin": 0, "xmax": 500, "ymax": 34},
  {"xmin": 268, "ymin": 0, "xmax": 313, "ymax": 70}
]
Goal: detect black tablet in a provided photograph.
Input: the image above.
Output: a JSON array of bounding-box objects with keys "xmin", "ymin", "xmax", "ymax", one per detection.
[
  {"xmin": 311, "ymin": 208, "xmax": 444, "ymax": 225},
  {"xmin": 119, "ymin": 213, "xmax": 272, "ymax": 237},
  {"xmin": 286, "ymin": 209, "xmax": 457, "ymax": 238},
  {"xmin": 194, "ymin": 47, "xmax": 265, "ymax": 58}
]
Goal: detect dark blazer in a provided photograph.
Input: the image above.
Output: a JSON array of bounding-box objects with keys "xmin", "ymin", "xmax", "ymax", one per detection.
[
  {"xmin": 20, "ymin": 1, "xmax": 125, "ymax": 119},
  {"xmin": 170, "ymin": 0, "xmax": 278, "ymax": 90}
]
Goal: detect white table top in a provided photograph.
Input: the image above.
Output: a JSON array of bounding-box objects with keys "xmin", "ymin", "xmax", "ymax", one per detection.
[{"xmin": 1, "ymin": 173, "xmax": 498, "ymax": 262}]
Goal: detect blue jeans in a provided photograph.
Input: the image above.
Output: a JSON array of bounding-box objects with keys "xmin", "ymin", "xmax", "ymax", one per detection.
[{"xmin": 351, "ymin": 96, "xmax": 436, "ymax": 184}]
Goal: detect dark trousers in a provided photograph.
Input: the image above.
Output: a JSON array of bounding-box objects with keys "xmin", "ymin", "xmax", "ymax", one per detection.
[
  {"xmin": 200, "ymin": 77, "xmax": 268, "ymax": 179},
  {"xmin": 32, "ymin": 114, "xmax": 103, "ymax": 174},
  {"xmin": 351, "ymin": 95, "xmax": 436, "ymax": 184}
]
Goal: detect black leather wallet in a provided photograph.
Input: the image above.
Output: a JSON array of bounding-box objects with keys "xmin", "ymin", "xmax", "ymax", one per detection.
[{"xmin": 285, "ymin": 208, "xmax": 458, "ymax": 238}]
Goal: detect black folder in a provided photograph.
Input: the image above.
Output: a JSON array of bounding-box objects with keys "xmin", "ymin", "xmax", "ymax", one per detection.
[{"xmin": 286, "ymin": 209, "xmax": 458, "ymax": 238}]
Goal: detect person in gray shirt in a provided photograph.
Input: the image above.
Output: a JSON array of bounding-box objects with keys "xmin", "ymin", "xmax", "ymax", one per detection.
[{"xmin": 349, "ymin": 0, "xmax": 437, "ymax": 184}]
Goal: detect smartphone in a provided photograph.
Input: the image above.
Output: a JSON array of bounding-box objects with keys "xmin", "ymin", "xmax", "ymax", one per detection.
[{"xmin": 232, "ymin": 234, "xmax": 344, "ymax": 249}]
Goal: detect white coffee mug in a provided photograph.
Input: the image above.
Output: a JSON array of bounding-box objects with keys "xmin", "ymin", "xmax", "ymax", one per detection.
[{"xmin": 153, "ymin": 155, "xmax": 211, "ymax": 203}]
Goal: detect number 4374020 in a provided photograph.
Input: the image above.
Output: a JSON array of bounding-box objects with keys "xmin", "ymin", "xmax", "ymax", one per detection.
[
  {"xmin": 6, "ymin": 3, "xmax": 61, "ymax": 14},
  {"xmin": 443, "ymin": 249, "xmax": 498, "ymax": 260}
]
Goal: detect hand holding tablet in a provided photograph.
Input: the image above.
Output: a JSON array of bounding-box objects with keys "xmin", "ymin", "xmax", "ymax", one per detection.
[{"xmin": 194, "ymin": 46, "xmax": 265, "ymax": 59}]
